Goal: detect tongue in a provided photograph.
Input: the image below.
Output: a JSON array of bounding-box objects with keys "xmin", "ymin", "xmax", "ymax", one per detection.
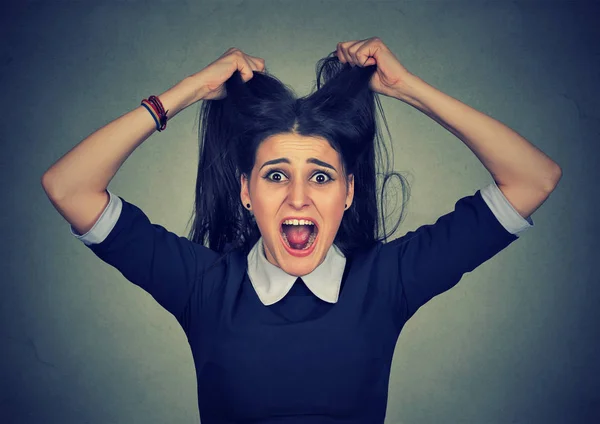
[{"xmin": 282, "ymin": 225, "xmax": 312, "ymax": 248}]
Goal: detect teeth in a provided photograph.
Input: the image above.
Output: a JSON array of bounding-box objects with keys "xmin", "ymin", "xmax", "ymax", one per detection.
[{"xmin": 282, "ymin": 219, "xmax": 314, "ymax": 226}]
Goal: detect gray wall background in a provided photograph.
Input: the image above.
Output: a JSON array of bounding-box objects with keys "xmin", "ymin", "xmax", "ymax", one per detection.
[{"xmin": 2, "ymin": 0, "xmax": 598, "ymax": 423}]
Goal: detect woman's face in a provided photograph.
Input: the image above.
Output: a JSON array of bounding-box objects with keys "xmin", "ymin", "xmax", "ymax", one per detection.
[{"xmin": 241, "ymin": 133, "xmax": 354, "ymax": 277}]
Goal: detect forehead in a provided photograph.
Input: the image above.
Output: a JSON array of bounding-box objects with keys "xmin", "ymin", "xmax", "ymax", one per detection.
[{"xmin": 257, "ymin": 133, "xmax": 336, "ymax": 160}]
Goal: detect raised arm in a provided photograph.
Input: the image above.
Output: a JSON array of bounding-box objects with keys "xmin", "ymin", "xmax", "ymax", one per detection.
[
  {"xmin": 336, "ymin": 37, "xmax": 563, "ymax": 220},
  {"xmin": 40, "ymin": 77, "xmax": 199, "ymax": 234},
  {"xmin": 392, "ymin": 73, "xmax": 562, "ymax": 218}
]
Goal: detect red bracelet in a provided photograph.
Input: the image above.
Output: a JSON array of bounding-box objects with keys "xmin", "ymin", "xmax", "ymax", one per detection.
[{"xmin": 141, "ymin": 95, "xmax": 169, "ymax": 132}]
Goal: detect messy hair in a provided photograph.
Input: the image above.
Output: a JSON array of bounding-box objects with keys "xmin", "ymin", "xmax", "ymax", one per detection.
[{"xmin": 186, "ymin": 51, "xmax": 411, "ymax": 266}]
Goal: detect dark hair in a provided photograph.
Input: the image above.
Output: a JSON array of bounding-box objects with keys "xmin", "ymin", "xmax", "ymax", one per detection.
[{"xmin": 186, "ymin": 51, "xmax": 411, "ymax": 270}]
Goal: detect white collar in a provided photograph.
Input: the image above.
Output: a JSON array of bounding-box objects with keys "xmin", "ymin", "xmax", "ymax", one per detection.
[{"xmin": 246, "ymin": 236, "xmax": 347, "ymax": 306}]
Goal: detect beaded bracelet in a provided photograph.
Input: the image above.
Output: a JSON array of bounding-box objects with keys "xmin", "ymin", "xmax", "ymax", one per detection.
[{"xmin": 141, "ymin": 95, "xmax": 169, "ymax": 132}]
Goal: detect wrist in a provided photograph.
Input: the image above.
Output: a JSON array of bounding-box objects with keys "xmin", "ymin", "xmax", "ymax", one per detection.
[
  {"xmin": 392, "ymin": 74, "xmax": 429, "ymax": 111},
  {"xmin": 157, "ymin": 78, "xmax": 200, "ymax": 120}
]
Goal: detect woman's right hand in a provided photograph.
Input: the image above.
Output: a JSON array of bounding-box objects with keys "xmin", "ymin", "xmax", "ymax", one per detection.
[{"xmin": 188, "ymin": 47, "xmax": 266, "ymax": 101}]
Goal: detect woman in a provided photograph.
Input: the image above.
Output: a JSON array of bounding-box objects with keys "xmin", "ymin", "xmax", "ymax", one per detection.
[{"xmin": 42, "ymin": 38, "xmax": 561, "ymax": 423}]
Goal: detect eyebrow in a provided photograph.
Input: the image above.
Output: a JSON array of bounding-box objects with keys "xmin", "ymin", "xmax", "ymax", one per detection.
[{"xmin": 259, "ymin": 157, "xmax": 338, "ymax": 173}]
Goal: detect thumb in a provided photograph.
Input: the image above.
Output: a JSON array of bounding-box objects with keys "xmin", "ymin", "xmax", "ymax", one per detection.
[
  {"xmin": 362, "ymin": 57, "xmax": 376, "ymax": 67},
  {"xmin": 238, "ymin": 60, "xmax": 254, "ymax": 83}
]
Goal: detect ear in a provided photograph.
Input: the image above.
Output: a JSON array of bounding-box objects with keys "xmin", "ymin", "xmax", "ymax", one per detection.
[
  {"xmin": 346, "ymin": 173, "xmax": 354, "ymax": 208},
  {"xmin": 240, "ymin": 172, "xmax": 250, "ymax": 206}
]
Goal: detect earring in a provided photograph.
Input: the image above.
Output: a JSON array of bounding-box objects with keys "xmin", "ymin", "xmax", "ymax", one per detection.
[
  {"xmin": 246, "ymin": 203, "xmax": 251, "ymax": 208},
  {"xmin": 345, "ymin": 204, "xmax": 347, "ymax": 209}
]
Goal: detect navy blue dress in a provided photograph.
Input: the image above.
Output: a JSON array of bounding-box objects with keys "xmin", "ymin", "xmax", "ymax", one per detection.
[{"xmin": 83, "ymin": 188, "xmax": 523, "ymax": 423}]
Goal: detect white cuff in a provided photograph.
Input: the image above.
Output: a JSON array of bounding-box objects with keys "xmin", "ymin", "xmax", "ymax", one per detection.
[
  {"xmin": 69, "ymin": 190, "xmax": 123, "ymax": 246},
  {"xmin": 480, "ymin": 181, "xmax": 534, "ymax": 237}
]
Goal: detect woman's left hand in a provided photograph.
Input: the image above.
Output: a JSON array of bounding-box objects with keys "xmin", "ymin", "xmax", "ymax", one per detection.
[{"xmin": 336, "ymin": 37, "xmax": 414, "ymax": 99}]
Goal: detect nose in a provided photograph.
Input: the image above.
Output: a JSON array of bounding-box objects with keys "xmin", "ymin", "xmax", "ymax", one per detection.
[{"xmin": 287, "ymin": 178, "xmax": 310, "ymax": 210}]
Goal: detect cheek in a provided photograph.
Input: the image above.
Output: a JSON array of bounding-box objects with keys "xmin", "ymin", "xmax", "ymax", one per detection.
[
  {"xmin": 320, "ymin": 189, "xmax": 345, "ymax": 208},
  {"xmin": 320, "ymin": 196, "xmax": 346, "ymax": 226},
  {"xmin": 251, "ymin": 198, "xmax": 278, "ymax": 229}
]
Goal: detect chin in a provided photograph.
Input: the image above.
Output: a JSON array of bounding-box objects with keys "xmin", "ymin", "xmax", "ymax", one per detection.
[
  {"xmin": 282, "ymin": 262, "xmax": 318, "ymax": 277},
  {"xmin": 279, "ymin": 243, "xmax": 328, "ymax": 275}
]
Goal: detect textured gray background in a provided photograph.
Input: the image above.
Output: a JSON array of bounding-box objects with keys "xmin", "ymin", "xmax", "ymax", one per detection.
[{"xmin": 1, "ymin": 0, "xmax": 598, "ymax": 423}]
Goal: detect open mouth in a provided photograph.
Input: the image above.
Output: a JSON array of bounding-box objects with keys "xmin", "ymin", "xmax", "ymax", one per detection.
[{"xmin": 280, "ymin": 222, "xmax": 319, "ymax": 252}]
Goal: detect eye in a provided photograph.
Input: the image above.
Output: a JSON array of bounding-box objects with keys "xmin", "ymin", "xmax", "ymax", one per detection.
[
  {"xmin": 264, "ymin": 170, "xmax": 287, "ymax": 182},
  {"xmin": 311, "ymin": 171, "xmax": 333, "ymax": 184},
  {"xmin": 262, "ymin": 169, "xmax": 334, "ymax": 184}
]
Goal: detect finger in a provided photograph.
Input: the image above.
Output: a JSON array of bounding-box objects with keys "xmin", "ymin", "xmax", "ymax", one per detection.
[
  {"xmin": 234, "ymin": 51, "xmax": 254, "ymax": 82},
  {"xmin": 249, "ymin": 57, "xmax": 266, "ymax": 77},
  {"xmin": 363, "ymin": 56, "xmax": 376, "ymax": 67},
  {"xmin": 347, "ymin": 40, "xmax": 366, "ymax": 66},
  {"xmin": 337, "ymin": 42, "xmax": 353, "ymax": 65},
  {"xmin": 355, "ymin": 39, "xmax": 377, "ymax": 67},
  {"xmin": 243, "ymin": 57, "xmax": 265, "ymax": 81},
  {"xmin": 356, "ymin": 40, "xmax": 380, "ymax": 67},
  {"xmin": 251, "ymin": 56, "xmax": 266, "ymax": 72},
  {"xmin": 247, "ymin": 57, "xmax": 260, "ymax": 72},
  {"xmin": 357, "ymin": 47, "xmax": 376, "ymax": 67},
  {"xmin": 336, "ymin": 43, "xmax": 344, "ymax": 63}
]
